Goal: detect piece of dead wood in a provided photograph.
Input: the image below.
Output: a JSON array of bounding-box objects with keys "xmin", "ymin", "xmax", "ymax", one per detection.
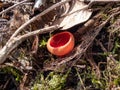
[
  {"xmin": 0, "ymin": 25, "xmax": 59, "ymax": 64},
  {"xmin": 44, "ymin": 11, "xmax": 120, "ymax": 71},
  {"xmin": 107, "ymin": 33, "xmax": 115, "ymax": 52},
  {"xmin": 19, "ymin": 73, "xmax": 28, "ymax": 90},
  {"xmin": 63, "ymin": 10, "xmax": 120, "ymax": 63},
  {"xmin": 31, "ymin": 35, "xmax": 39, "ymax": 54},
  {"xmin": 3, "ymin": 77, "xmax": 11, "ymax": 90}
]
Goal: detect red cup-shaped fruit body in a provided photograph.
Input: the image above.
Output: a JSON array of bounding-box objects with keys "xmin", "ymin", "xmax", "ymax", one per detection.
[{"xmin": 47, "ymin": 31, "xmax": 75, "ymax": 56}]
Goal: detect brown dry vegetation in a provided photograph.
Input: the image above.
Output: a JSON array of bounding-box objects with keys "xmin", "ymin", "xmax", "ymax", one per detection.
[{"xmin": 0, "ymin": 0, "xmax": 120, "ymax": 90}]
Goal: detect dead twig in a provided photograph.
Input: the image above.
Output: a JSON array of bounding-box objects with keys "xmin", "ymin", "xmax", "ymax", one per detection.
[
  {"xmin": 3, "ymin": 78, "xmax": 11, "ymax": 90},
  {"xmin": 76, "ymin": 68, "xmax": 86, "ymax": 90},
  {"xmin": 86, "ymin": 45, "xmax": 101, "ymax": 78},
  {"xmin": 96, "ymin": 38, "xmax": 117, "ymax": 63},
  {"xmin": 95, "ymin": 39, "xmax": 107, "ymax": 52},
  {"xmin": 19, "ymin": 73, "xmax": 28, "ymax": 90}
]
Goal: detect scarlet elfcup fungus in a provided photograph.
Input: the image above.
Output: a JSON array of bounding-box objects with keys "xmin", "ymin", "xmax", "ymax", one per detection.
[{"xmin": 47, "ymin": 31, "xmax": 75, "ymax": 56}]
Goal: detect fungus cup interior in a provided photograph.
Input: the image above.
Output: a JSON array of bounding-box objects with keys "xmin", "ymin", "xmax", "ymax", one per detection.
[{"xmin": 50, "ymin": 32, "xmax": 70, "ymax": 48}]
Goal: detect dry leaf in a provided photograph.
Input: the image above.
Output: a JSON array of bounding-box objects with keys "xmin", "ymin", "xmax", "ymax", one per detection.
[
  {"xmin": 34, "ymin": 0, "xmax": 46, "ymax": 9},
  {"xmin": 10, "ymin": 8, "xmax": 30, "ymax": 30},
  {"xmin": 54, "ymin": 0, "xmax": 92, "ymax": 30}
]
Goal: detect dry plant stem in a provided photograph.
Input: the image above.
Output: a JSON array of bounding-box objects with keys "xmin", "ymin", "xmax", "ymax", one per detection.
[
  {"xmin": 20, "ymin": 73, "xmax": 28, "ymax": 90},
  {"xmin": 0, "ymin": 25, "xmax": 59, "ymax": 64},
  {"xmin": 96, "ymin": 39, "xmax": 116, "ymax": 63},
  {"xmin": 76, "ymin": 68, "xmax": 86, "ymax": 90},
  {"xmin": 10, "ymin": 0, "xmax": 71, "ymax": 39},
  {"xmin": 19, "ymin": 25, "xmax": 59, "ymax": 39},
  {"xmin": 3, "ymin": 78, "xmax": 11, "ymax": 89},
  {"xmin": 31, "ymin": 35, "xmax": 39, "ymax": 54},
  {"xmin": 0, "ymin": 0, "xmax": 28, "ymax": 15},
  {"xmin": 95, "ymin": 39, "xmax": 107, "ymax": 52},
  {"xmin": 86, "ymin": 45, "xmax": 101, "ymax": 78}
]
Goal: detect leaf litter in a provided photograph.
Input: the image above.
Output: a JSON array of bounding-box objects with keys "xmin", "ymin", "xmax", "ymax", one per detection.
[{"xmin": 0, "ymin": 0, "xmax": 120, "ymax": 90}]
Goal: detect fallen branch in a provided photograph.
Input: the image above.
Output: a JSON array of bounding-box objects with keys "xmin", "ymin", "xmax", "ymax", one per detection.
[
  {"xmin": 57, "ymin": 10, "xmax": 120, "ymax": 66},
  {"xmin": 0, "ymin": 25, "xmax": 59, "ymax": 64}
]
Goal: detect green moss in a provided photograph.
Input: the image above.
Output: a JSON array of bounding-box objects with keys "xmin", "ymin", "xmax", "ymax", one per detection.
[
  {"xmin": 114, "ymin": 77, "xmax": 120, "ymax": 86},
  {"xmin": 32, "ymin": 70, "xmax": 70, "ymax": 90},
  {"xmin": 0, "ymin": 66, "xmax": 22, "ymax": 82},
  {"xmin": 39, "ymin": 36, "xmax": 48, "ymax": 47}
]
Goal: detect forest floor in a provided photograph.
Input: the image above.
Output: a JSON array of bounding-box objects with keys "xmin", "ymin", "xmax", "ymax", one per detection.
[{"xmin": 0, "ymin": 0, "xmax": 120, "ymax": 90}]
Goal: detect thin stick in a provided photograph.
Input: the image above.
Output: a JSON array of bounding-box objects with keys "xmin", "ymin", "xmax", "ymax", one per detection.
[
  {"xmin": 76, "ymin": 68, "xmax": 86, "ymax": 90},
  {"xmin": 0, "ymin": 0, "xmax": 28, "ymax": 15},
  {"xmin": 19, "ymin": 25, "xmax": 59, "ymax": 40}
]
